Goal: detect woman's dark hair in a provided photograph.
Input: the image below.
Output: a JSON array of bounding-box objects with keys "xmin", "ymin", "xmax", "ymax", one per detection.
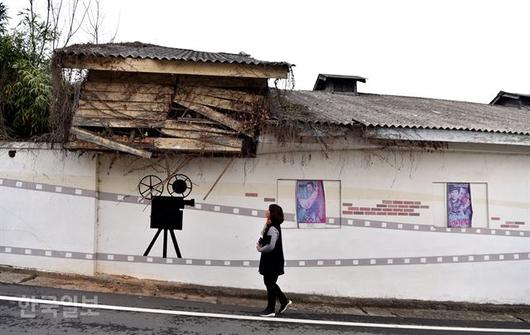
[{"xmin": 269, "ymin": 204, "xmax": 284, "ymax": 225}]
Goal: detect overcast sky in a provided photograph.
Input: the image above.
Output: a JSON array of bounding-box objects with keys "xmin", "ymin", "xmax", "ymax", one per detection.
[{"xmin": 4, "ymin": 0, "xmax": 530, "ymax": 103}]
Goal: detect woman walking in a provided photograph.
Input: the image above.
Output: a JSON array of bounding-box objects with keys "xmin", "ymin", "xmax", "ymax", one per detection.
[{"xmin": 256, "ymin": 204, "xmax": 292, "ymax": 317}]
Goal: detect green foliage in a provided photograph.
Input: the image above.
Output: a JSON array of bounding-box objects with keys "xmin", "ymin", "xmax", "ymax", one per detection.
[
  {"xmin": 0, "ymin": 3, "xmax": 7, "ymax": 34},
  {"xmin": 3, "ymin": 58, "xmax": 50, "ymax": 136},
  {"xmin": 0, "ymin": 1, "xmax": 53, "ymax": 138}
]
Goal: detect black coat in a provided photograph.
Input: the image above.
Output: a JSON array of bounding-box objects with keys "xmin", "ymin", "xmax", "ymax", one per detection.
[{"xmin": 258, "ymin": 223, "xmax": 285, "ymax": 276}]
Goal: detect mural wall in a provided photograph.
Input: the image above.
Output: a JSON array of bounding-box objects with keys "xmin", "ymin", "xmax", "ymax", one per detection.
[
  {"xmin": 0, "ymin": 149, "xmax": 97, "ymax": 275},
  {"xmin": 0, "ymin": 140, "xmax": 529, "ymax": 304}
]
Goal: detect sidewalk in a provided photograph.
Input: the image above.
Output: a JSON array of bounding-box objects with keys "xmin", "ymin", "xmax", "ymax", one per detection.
[{"xmin": 1, "ymin": 265, "xmax": 529, "ymax": 323}]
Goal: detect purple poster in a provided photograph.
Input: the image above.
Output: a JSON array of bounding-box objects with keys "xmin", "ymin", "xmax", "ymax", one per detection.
[
  {"xmin": 296, "ymin": 180, "xmax": 326, "ymax": 224},
  {"xmin": 447, "ymin": 183, "xmax": 473, "ymax": 228}
]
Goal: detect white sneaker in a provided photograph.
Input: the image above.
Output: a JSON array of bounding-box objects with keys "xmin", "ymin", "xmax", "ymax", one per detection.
[
  {"xmin": 259, "ymin": 309, "xmax": 275, "ymax": 317},
  {"xmin": 278, "ymin": 300, "xmax": 292, "ymax": 314}
]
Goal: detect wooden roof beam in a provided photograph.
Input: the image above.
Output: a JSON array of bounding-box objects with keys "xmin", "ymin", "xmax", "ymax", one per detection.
[
  {"xmin": 174, "ymin": 98, "xmax": 254, "ymax": 137},
  {"xmin": 70, "ymin": 127, "xmax": 152, "ymax": 158},
  {"xmin": 62, "ymin": 55, "xmax": 289, "ymax": 79},
  {"xmin": 154, "ymin": 138, "xmax": 241, "ymax": 153},
  {"xmin": 163, "ymin": 120, "xmax": 238, "ymax": 135}
]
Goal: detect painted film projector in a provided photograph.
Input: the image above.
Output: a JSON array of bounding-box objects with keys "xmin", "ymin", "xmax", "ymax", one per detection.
[{"xmin": 138, "ymin": 174, "xmax": 195, "ymax": 258}]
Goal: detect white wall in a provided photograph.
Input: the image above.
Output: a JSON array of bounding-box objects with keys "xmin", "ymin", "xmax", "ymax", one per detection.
[
  {"xmin": 1, "ymin": 137, "xmax": 529, "ymax": 304},
  {"xmin": 0, "ymin": 148, "xmax": 97, "ymax": 275}
]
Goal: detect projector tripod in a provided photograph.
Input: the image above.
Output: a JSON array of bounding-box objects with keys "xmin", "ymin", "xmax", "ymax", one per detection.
[{"xmin": 143, "ymin": 228, "xmax": 182, "ymax": 258}]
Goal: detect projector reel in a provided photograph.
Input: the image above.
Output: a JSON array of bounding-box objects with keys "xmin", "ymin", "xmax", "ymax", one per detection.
[
  {"xmin": 138, "ymin": 175, "xmax": 164, "ymax": 200},
  {"xmin": 167, "ymin": 174, "xmax": 192, "ymax": 198}
]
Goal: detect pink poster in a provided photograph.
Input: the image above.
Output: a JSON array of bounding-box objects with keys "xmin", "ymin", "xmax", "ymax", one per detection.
[
  {"xmin": 296, "ymin": 180, "xmax": 326, "ymax": 224},
  {"xmin": 447, "ymin": 183, "xmax": 473, "ymax": 228}
]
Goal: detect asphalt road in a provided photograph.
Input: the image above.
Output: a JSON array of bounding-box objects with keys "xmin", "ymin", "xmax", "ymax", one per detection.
[{"xmin": 0, "ymin": 284, "xmax": 528, "ymax": 335}]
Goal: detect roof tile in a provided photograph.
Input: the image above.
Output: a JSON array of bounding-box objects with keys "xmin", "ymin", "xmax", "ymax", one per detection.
[
  {"xmin": 55, "ymin": 42, "xmax": 290, "ymax": 67},
  {"xmin": 271, "ymin": 90, "xmax": 530, "ymax": 135}
]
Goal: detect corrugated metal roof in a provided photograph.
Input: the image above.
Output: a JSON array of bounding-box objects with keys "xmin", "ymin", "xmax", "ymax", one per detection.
[
  {"xmin": 55, "ymin": 42, "xmax": 290, "ymax": 67},
  {"xmin": 270, "ymin": 90, "xmax": 530, "ymax": 135}
]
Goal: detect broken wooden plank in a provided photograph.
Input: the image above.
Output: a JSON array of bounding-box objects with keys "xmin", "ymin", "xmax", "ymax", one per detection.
[
  {"xmin": 174, "ymin": 92, "xmax": 255, "ymax": 114},
  {"xmin": 81, "ymin": 91, "xmax": 172, "ymax": 103},
  {"xmin": 63, "ymin": 55, "xmax": 289, "ymax": 79},
  {"xmin": 64, "ymin": 140, "xmax": 106, "ymax": 151},
  {"xmin": 76, "ymin": 109, "xmax": 167, "ymax": 121},
  {"xmin": 72, "ymin": 117, "xmax": 165, "ymax": 128},
  {"xmin": 159, "ymin": 130, "xmax": 242, "ymax": 148},
  {"xmin": 88, "ymin": 70, "xmax": 176, "ymax": 85},
  {"xmin": 172, "ymin": 118, "xmax": 217, "ymax": 125},
  {"xmin": 79, "ymin": 100, "xmax": 170, "ymax": 112},
  {"xmin": 154, "ymin": 138, "xmax": 241, "ymax": 152},
  {"xmin": 83, "ymin": 82, "xmax": 175, "ymax": 94},
  {"xmin": 175, "ymin": 93, "xmax": 256, "ymax": 113},
  {"xmin": 177, "ymin": 75, "xmax": 267, "ymax": 89},
  {"xmin": 70, "ymin": 127, "xmax": 152, "ymax": 158},
  {"xmin": 163, "ymin": 120, "xmax": 237, "ymax": 135},
  {"xmin": 65, "ymin": 136, "xmax": 154, "ymax": 150},
  {"xmin": 173, "ymin": 98, "xmax": 252, "ymax": 136},
  {"xmin": 177, "ymin": 86, "xmax": 264, "ymax": 104}
]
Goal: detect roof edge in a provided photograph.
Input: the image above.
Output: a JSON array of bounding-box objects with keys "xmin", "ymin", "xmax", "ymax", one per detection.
[{"xmin": 54, "ymin": 42, "xmax": 292, "ymax": 68}]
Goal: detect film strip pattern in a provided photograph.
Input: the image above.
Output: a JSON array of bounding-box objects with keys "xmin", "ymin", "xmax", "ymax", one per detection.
[
  {"xmin": 339, "ymin": 218, "xmax": 529, "ymax": 237},
  {"xmin": 1, "ymin": 177, "xmax": 529, "ymax": 238},
  {"xmin": 1, "ymin": 245, "xmax": 529, "ymax": 268},
  {"xmin": 0, "ymin": 178, "xmax": 97, "ymax": 198}
]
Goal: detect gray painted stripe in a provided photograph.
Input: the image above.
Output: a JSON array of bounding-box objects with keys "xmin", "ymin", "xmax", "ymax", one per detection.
[
  {"xmin": 0, "ymin": 178, "xmax": 96, "ymax": 198},
  {"xmin": 337, "ymin": 218, "xmax": 530, "ymax": 237},
  {"xmin": 1, "ymin": 245, "xmax": 529, "ymax": 268},
  {"xmin": 1, "ymin": 177, "xmax": 529, "ymax": 238}
]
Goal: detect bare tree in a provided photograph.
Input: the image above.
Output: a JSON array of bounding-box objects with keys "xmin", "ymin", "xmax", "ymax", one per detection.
[
  {"xmin": 20, "ymin": 0, "xmax": 119, "ymax": 53},
  {"xmin": 83, "ymin": 0, "xmax": 119, "ymax": 44},
  {"xmin": 55, "ymin": 0, "xmax": 92, "ymax": 48},
  {"xmin": 84, "ymin": 0, "xmax": 99, "ymax": 43}
]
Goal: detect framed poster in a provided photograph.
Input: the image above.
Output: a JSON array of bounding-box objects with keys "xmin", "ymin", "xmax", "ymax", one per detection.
[
  {"xmin": 296, "ymin": 180, "xmax": 326, "ymax": 224},
  {"xmin": 447, "ymin": 183, "xmax": 473, "ymax": 227}
]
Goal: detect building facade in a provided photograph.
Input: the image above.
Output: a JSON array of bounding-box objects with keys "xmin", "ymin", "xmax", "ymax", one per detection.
[
  {"xmin": 1, "ymin": 133, "xmax": 529, "ymax": 304},
  {"xmin": 1, "ymin": 43, "xmax": 529, "ymax": 304}
]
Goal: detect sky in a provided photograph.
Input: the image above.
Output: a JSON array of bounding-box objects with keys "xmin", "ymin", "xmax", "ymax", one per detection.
[{"xmin": 4, "ymin": 0, "xmax": 530, "ymax": 103}]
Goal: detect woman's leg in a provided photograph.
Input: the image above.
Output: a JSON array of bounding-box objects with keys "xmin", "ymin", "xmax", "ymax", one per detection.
[
  {"xmin": 264, "ymin": 274, "xmax": 288, "ymax": 310},
  {"xmin": 273, "ymin": 281, "xmax": 288, "ymax": 306},
  {"xmin": 263, "ymin": 274, "xmax": 278, "ymax": 310}
]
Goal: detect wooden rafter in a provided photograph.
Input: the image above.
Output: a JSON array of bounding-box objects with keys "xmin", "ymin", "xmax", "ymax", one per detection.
[
  {"xmin": 76, "ymin": 109, "xmax": 167, "ymax": 121},
  {"xmin": 81, "ymin": 91, "xmax": 173, "ymax": 103},
  {"xmin": 173, "ymin": 98, "xmax": 252, "ymax": 136},
  {"xmin": 72, "ymin": 117, "xmax": 165, "ymax": 128},
  {"xmin": 63, "ymin": 55, "xmax": 289, "ymax": 79},
  {"xmin": 83, "ymin": 82, "xmax": 175, "ymax": 94},
  {"xmin": 177, "ymin": 86, "xmax": 264, "ymax": 104},
  {"xmin": 162, "ymin": 120, "xmax": 238, "ymax": 135},
  {"xmin": 79, "ymin": 100, "xmax": 170, "ymax": 112},
  {"xmin": 177, "ymin": 75, "xmax": 267, "ymax": 89},
  {"xmin": 154, "ymin": 138, "xmax": 241, "ymax": 153},
  {"xmin": 174, "ymin": 91, "xmax": 256, "ymax": 114},
  {"xmin": 159, "ymin": 130, "xmax": 242, "ymax": 148}
]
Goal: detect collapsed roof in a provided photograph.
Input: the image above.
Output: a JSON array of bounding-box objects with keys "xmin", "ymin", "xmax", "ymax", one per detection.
[
  {"xmin": 54, "ymin": 42, "xmax": 530, "ymax": 156},
  {"xmin": 54, "ymin": 42, "xmax": 292, "ymax": 158}
]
